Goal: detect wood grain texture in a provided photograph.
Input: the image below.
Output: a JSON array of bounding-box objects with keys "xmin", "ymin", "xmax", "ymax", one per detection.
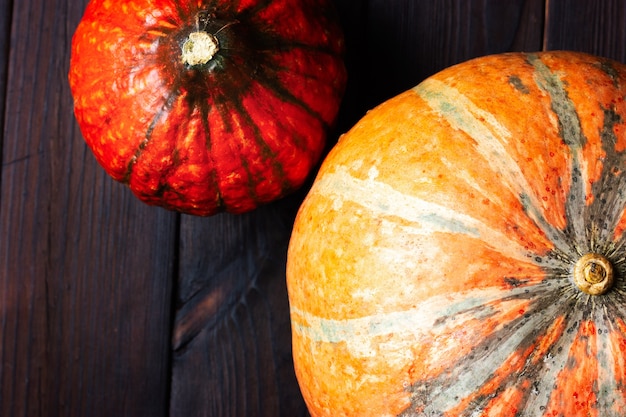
[
  {"xmin": 1, "ymin": 1, "xmax": 176, "ymax": 416},
  {"xmin": 544, "ymin": 0, "xmax": 626, "ymax": 62},
  {"xmin": 172, "ymin": 197, "xmax": 307, "ymax": 417},
  {"xmin": 2, "ymin": 0, "xmax": 626, "ymax": 416},
  {"xmin": 0, "ymin": 0, "xmax": 10, "ymax": 151}
]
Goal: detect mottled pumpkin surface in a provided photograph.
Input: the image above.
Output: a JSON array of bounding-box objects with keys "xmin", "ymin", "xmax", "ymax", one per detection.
[
  {"xmin": 287, "ymin": 51, "xmax": 626, "ymax": 416},
  {"xmin": 68, "ymin": 0, "xmax": 346, "ymax": 215}
]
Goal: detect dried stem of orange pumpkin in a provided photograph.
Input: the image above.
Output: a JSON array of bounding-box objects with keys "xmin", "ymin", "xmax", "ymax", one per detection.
[{"xmin": 573, "ymin": 253, "xmax": 614, "ymax": 295}]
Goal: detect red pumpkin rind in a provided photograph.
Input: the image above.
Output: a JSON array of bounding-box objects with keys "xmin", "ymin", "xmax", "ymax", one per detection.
[
  {"xmin": 68, "ymin": 0, "xmax": 346, "ymax": 215},
  {"xmin": 287, "ymin": 51, "xmax": 626, "ymax": 416}
]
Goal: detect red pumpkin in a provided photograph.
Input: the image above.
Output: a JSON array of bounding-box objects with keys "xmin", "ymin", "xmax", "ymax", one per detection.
[
  {"xmin": 287, "ymin": 51, "xmax": 626, "ymax": 416},
  {"xmin": 68, "ymin": 0, "xmax": 346, "ymax": 216}
]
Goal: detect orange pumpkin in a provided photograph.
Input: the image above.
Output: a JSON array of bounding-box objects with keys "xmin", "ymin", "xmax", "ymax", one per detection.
[{"xmin": 286, "ymin": 51, "xmax": 626, "ymax": 416}]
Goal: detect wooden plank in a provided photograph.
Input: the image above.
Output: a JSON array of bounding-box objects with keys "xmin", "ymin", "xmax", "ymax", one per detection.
[
  {"xmin": 0, "ymin": 0, "xmax": 11, "ymax": 140},
  {"xmin": 359, "ymin": 0, "xmax": 545, "ymax": 112},
  {"xmin": 544, "ymin": 0, "xmax": 626, "ymax": 61},
  {"xmin": 171, "ymin": 196, "xmax": 308, "ymax": 417},
  {"xmin": 0, "ymin": 1, "xmax": 176, "ymax": 416}
]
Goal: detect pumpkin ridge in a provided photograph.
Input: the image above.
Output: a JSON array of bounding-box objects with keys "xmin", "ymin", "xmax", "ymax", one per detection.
[
  {"xmin": 265, "ymin": 44, "xmax": 346, "ymax": 90},
  {"xmin": 401, "ymin": 289, "xmax": 574, "ymax": 416},
  {"xmin": 195, "ymin": 92, "xmax": 260, "ymax": 211},
  {"xmin": 177, "ymin": 48, "xmax": 316, "ymax": 200},
  {"xmin": 122, "ymin": 88, "xmax": 181, "ymax": 184},
  {"xmin": 198, "ymin": 104, "xmax": 225, "ymax": 211},
  {"xmin": 598, "ymin": 59, "xmax": 621, "ymax": 88},
  {"xmin": 127, "ymin": 85, "xmax": 225, "ymax": 213},
  {"xmin": 593, "ymin": 315, "xmax": 625, "ymax": 411},
  {"xmin": 312, "ymin": 167, "xmax": 545, "ymax": 264},
  {"xmin": 605, "ymin": 315, "xmax": 626, "ymax": 396},
  {"xmin": 253, "ymin": 56, "xmax": 334, "ymax": 127},
  {"xmin": 414, "ymin": 79, "xmax": 570, "ymax": 255},
  {"xmin": 232, "ymin": 93, "xmax": 294, "ymax": 197},
  {"xmin": 518, "ymin": 192, "xmax": 571, "ymax": 256},
  {"xmin": 584, "ymin": 107, "xmax": 626, "ymax": 246},
  {"xmin": 528, "ymin": 54, "xmax": 591, "ymax": 256},
  {"xmin": 401, "ymin": 294, "xmax": 556, "ymax": 416},
  {"xmin": 292, "ymin": 279, "xmax": 559, "ymax": 353},
  {"xmin": 264, "ymin": 102, "xmax": 315, "ymax": 153},
  {"xmin": 545, "ymin": 319, "xmax": 602, "ymax": 416},
  {"xmin": 527, "ymin": 53, "xmax": 587, "ymax": 150}
]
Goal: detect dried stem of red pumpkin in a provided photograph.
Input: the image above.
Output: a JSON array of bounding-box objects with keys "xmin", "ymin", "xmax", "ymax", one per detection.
[
  {"xmin": 181, "ymin": 31, "xmax": 219, "ymax": 66},
  {"xmin": 181, "ymin": 15, "xmax": 239, "ymax": 67},
  {"xmin": 573, "ymin": 253, "xmax": 614, "ymax": 295}
]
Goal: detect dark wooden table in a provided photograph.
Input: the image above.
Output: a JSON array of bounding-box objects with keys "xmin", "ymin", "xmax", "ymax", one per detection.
[{"xmin": 1, "ymin": 1, "xmax": 625, "ymax": 416}]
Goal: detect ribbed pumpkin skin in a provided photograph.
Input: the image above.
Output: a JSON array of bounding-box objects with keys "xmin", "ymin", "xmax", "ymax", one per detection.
[
  {"xmin": 68, "ymin": 0, "xmax": 346, "ymax": 216},
  {"xmin": 287, "ymin": 51, "xmax": 626, "ymax": 416}
]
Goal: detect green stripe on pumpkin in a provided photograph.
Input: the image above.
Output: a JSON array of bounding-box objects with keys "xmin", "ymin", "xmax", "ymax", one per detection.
[{"xmin": 414, "ymin": 77, "xmax": 571, "ymax": 256}]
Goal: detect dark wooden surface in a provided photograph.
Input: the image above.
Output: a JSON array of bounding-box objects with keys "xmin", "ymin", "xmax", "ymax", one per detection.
[{"xmin": 1, "ymin": 1, "xmax": 625, "ymax": 416}]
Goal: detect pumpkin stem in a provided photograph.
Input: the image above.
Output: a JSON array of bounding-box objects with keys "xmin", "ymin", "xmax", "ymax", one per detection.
[
  {"xmin": 181, "ymin": 31, "xmax": 219, "ymax": 67},
  {"xmin": 573, "ymin": 253, "xmax": 614, "ymax": 295}
]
